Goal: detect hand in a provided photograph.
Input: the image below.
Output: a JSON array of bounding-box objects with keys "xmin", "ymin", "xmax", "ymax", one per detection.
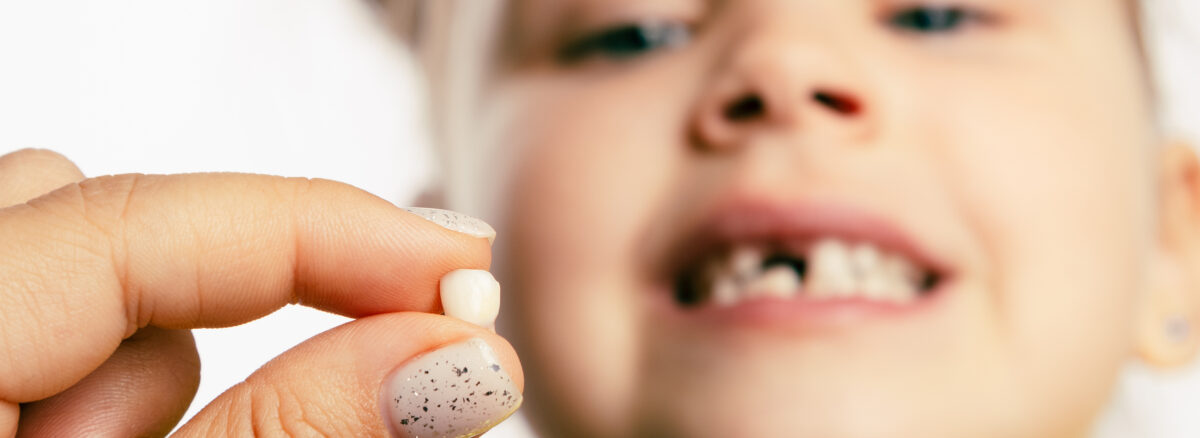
[{"xmin": 0, "ymin": 149, "xmax": 523, "ymax": 437}]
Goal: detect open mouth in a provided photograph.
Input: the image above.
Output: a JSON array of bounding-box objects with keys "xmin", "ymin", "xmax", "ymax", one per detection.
[
  {"xmin": 674, "ymin": 238, "xmax": 940, "ymax": 308},
  {"xmin": 662, "ymin": 201, "xmax": 948, "ymax": 312}
]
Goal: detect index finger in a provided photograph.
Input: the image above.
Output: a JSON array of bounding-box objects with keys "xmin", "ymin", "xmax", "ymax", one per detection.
[{"xmin": 0, "ymin": 173, "xmax": 492, "ymax": 403}]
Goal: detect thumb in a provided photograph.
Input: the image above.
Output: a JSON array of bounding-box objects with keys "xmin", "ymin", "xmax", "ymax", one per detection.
[{"xmin": 174, "ymin": 313, "xmax": 523, "ymax": 438}]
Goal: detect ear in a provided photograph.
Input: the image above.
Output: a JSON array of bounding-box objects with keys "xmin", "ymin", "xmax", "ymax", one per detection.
[{"xmin": 1139, "ymin": 141, "xmax": 1200, "ymax": 368}]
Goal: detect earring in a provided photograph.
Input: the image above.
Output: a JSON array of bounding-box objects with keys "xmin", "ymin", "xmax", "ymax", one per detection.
[{"xmin": 1166, "ymin": 315, "xmax": 1192, "ymax": 343}]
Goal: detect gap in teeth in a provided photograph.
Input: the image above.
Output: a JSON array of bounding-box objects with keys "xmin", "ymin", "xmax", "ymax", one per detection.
[{"xmin": 682, "ymin": 239, "xmax": 939, "ymax": 307}]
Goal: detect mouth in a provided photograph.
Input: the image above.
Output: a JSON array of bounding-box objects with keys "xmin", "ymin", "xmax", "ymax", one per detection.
[
  {"xmin": 660, "ymin": 200, "xmax": 951, "ymax": 323},
  {"xmin": 675, "ymin": 238, "xmax": 939, "ymax": 307}
]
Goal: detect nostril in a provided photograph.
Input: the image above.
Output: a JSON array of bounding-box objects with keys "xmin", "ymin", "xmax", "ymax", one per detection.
[
  {"xmin": 812, "ymin": 90, "xmax": 862, "ymax": 116},
  {"xmin": 723, "ymin": 94, "xmax": 766, "ymax": 121}
]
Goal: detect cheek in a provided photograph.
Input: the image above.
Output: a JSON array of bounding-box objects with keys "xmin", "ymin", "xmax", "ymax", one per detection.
[
  {"xmin": 918, "ymin": 39, "xmax": 1156, "ymax": 419},
  {"xmin": 499, "ymin": 76, "xmax": 685, "ymax": 292},
  {"xmin": 484, "ymin": 71, "xmax": 695, "ymax": 431}
]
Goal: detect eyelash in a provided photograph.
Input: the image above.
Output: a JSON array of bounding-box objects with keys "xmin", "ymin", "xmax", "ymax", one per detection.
[
  {"xmin": 557, "ymin": 21, "xmax": 691, "ymax": 64},
  {"xmin": 886, "ymin": 4, "xmax": 991, "ymax": 34}
]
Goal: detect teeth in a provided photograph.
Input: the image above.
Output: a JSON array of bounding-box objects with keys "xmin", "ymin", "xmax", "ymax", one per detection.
[
  {"xmin": 883, "ymin": 254, "xmax": 921, "ymax": 303},
  {"xmin": 808, "ymin": 239, "xmax": 855, "ymax": 298},
  {"xmin": 729, "ymin": 246, "xmax": 765, "ymax": 284},
  {"xmin": 746, "ymin": 265, "xmax": 801, "ymax": 299},
  {"xmin": 695, "ymin": 239, "xmax": 931, "ymax": 307},
  {"xmin": 851, "ymin": 243, "xmax": 888, "ymax": 300},
  {"xmin": 711, "ymin": 275, "xmax": 739, "ymax": 306}
]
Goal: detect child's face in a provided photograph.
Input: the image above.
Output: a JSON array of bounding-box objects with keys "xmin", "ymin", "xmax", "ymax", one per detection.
[{"xmin": 474, "ymin": 1, "xmax": 1178, "ymax": 436}]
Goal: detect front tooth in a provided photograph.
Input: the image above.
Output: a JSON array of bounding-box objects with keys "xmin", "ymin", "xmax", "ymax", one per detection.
[
  {"xmin": 851, "ymin": 243, "xmax": 887, "ymax": 299},
  {"xmin": 807, "ymin": 239, "xmax": 855, "ymax": 298},
  {"xmin": 729, "ymin": 246, "xmax": 765, "ymax": 284},
  {"xmin": 747, "ymin": 265, "xmax": 801, "ymax": 299}
]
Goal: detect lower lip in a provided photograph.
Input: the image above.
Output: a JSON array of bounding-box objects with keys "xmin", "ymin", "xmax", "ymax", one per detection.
[{"xmin": 651, "ymin": 285, "xmax": 949, "ymax": 334}]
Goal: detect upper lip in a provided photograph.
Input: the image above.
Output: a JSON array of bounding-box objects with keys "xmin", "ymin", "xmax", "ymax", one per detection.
[{"xmin": 654, "ymin": 197, "xmax": 953, "ymax": 299}]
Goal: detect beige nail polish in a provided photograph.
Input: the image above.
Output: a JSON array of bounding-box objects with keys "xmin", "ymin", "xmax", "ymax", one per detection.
[
  {"xmin": 383, "ymin": 338, "xmax": 522, "ymax": 438},
  {"xmin": 402, "ymin": 207, "xmax": 496, "ymax": 244}
]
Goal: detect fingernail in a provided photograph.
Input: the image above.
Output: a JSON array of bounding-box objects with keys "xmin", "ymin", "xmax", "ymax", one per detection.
[
  {"xmin": 402, "ymin": 207, "xmax": 496, "ymax": 244},
  {"xmin": 440, "ymin": 269, "xmax": 501, "ymax": 330},
  {"xmin": 383, "ymin": 338, "xmax": 522, "ymax": 438}
]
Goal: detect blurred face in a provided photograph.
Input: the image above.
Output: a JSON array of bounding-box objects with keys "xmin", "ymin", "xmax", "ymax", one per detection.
[{"xmin": 474, "ymin": 1, "xmax": 1159, "ymax": 437}]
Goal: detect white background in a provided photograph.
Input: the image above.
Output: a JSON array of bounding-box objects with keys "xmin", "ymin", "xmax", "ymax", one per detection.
[{"xmin": 0, "ymin": 1, "xmax": 1196, "ymax": 437}]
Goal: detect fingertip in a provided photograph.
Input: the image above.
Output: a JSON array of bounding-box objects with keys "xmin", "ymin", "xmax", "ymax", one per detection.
[
  {"xmin": 401, "ymin": 207, "xmax": 498, "ymax": 245},
  {"xmin": 0, "ymin": 148, "xmax": 81, "ymax": 173},
  {"xmin": 175, "ymin": 313, "xmax": 523, "ymax": 437},
  {"xmin": 378, "ymin": 326, "xmax": 524, "ymax": 437},
  {"xmin": 0, "ymin": 148, "xmax": 86, "ymax": 206},
  {"xmin": 289, "ymin": 184, "xmax": 494, "ymax": 317}
]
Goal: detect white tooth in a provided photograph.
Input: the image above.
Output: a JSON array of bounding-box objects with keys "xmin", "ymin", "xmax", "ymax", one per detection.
[
  {"xmin": 729, "ymin": 246, "xmax": 765, "ymax": 284},
  {"xmin": 807, "ymin": 239, "xmax": 855, "ymax": 298},
  {"xmin": 861, "ymin": 273, "xmax": 888, "ymax": 299},
  {"xmin": 748, "ymin": 265, "xmax": 801, "ymax": 299},
  {"xmin": 703, "ymin": 256, "xmax": 741, "ymax": 307},
  {"xmin": 895, "ymin": 255, "xmax": 923, "ymax": 295},
  {"xmin": 712, "ymin": 275, "xmax": 740, "ymax": 306},
  {"xmin": 882, "ymin": 253, "xmax": 920, "ymax": 303},
  {"xmin": 850, "ymin": 243, "xmax": 881, "ymax": 270},
  {"xmin": 440, "ymin": 269, "xmax": 501, "ymax": 329},
  {"xmin": 885, "ymin": 259, "xmax": 909, "ymax": 302},
  {"xmin": 851, "ymin": 243, "xmax": 887, "ymax": 299},
  {"xmin": 876, "ymin": 272, "xmax": 903, "ymax": 302}
]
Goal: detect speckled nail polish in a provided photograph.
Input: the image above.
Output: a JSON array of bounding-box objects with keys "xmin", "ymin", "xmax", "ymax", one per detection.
[
  {"xmin": 402, "ymin": 207, "xmax": 496, "ymax": 244},
  {"xmin": 383, "ymin": 338, "xmax": 521, "ymax": 438}
]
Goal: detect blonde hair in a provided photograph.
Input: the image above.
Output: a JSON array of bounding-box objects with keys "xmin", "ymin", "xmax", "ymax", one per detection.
[{"xmin": 378, "ymin": 0, "xmax": 505, "ymax": 212}]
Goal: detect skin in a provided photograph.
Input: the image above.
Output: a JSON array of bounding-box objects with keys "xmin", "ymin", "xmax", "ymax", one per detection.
[
  {"xmin": 469, "ymin": 0, "xmax": 1200, "ymax": 437},
  {"xmin": 0, "ymin": 149, "xmax": 524, "ymax": 436}
]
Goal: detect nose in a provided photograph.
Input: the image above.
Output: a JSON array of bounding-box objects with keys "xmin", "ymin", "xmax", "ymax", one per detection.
[{"xmin": 691, "ymin": 29, "xmax": 875, "ymax": 151}]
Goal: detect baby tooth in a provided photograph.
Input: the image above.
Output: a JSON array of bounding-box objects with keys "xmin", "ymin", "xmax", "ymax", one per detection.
[
  {"xmin": 729, "ymin": 246, "xmax": 765, "ymax": 284},
  {"xmin": 861, "ymin": 272, "xmax": 889, "ymax": 299},
  {"xmin": 888, "ymin": 255, "xmax": 922, "ymax": 294},
  {"xmin": 850, "ymin": 244, "xmax": 881, "ymax": 270},
  {"xmin": 851, "ymin": 244, "xmax": 885, "ymax": 298},
  {"xmin": 749, "ymin": 265, "xmax": 801, "ymax": 299},
  {"xmin": 875, "ymin": 266, "xmax": 904, "ymax": 302},
  {"xmin": 882, "ymin": 254, "xmax": 920, "ymax": 303},
  {"xmin": 808, "ymin": 239, "xmax": 854, "ymax": 297},
  {"xmin": 712, "ymin": 276, "xmax": 740, "ymax": 307},
  {"xmin": 440, "ymin": 269, "xmax": 501, "ymax": 329}
]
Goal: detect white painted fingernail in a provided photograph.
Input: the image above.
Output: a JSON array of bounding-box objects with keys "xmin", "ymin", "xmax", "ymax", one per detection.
[
  {"xmin": 403, "ymin": 207, "xmax": 496, "ymax": 244},
  {"xmin": 383, "ymin": 338, "xmax": 522, "ymax": 438},
  {"xmin": 440, "ymin": 269, "xmax": 501, "ymax": 330}
]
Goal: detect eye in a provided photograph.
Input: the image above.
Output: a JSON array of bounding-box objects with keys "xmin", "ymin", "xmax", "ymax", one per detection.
[
  {"xmin": 887, "ymin": 5, "xmax": 987, "ymax": 34},
  {"xmin": 558, "ymin": 21, "xmax": 691, "ymax": 64}
]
